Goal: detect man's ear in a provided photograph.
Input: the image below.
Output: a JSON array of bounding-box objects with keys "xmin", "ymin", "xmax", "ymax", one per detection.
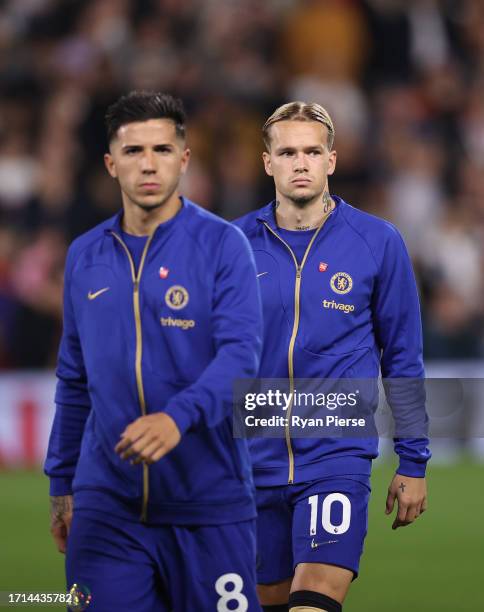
[
  {"xmin": 327, "ymin": 149, "xmax": 337, "ymax": 176},
  {"xmin": 180, "ymin": 148, "xmax": 191, "ymax": 175},
  {"xmin": 104, "ymin": 153, "xmax": 117, "ymax": 178},
  {"xmin": 262, "ymin": 151, "xmax": 273, "ymax": 176}
]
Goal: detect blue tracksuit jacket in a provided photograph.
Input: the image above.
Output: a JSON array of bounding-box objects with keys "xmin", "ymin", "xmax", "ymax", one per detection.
[
  {"xmin": 45, "ymin": 197, "xmax": 263, "ymax": 524},
  {"xmin": 234, "ymin": 196, "xmax": 430, "ymax": 486}
]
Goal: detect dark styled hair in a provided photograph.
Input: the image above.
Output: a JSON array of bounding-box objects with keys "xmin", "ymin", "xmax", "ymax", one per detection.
[{"xmin": 105, "ymin": 91, "xmax": 186, "ymax": 143}]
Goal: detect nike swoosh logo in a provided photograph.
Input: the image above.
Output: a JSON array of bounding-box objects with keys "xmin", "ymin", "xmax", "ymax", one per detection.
[
  {"xmin": 88, "ymin": 287, "xmax": 110, "ymax": 300},
  {"xmin": 311, "ymin": 538, "xmax": 338, "ymax": 549},
  {"xmin": 257, "ymin": 272, "xmax": 268, "ymax": 278}
]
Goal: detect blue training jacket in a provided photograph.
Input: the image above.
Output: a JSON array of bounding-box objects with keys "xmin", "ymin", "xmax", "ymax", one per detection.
[
  {"xmin": 234, "ymin": 196, "xmax": 431, "ymax": 487},
  {"xmin": 45, "ymin": 197, "xmax": 263, "ymax": 525}
]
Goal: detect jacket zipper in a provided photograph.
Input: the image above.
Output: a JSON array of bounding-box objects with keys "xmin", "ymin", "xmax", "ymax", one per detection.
[
  {"xmin": 262, "ymin": 218, "xmax": 328, "ymax": 483},
  {"xmin": 111, "ymin": 230, "xmax": 155, "ymax": 522}
]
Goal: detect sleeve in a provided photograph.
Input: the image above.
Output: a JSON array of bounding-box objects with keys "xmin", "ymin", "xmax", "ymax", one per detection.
[
  {"xmin": 44, "ymin": 246, "xmax": 91, "ymax": 496},
  {"xmin": 163, "ymin": 226, "xmax": 263, "ymax": 433},
  {"xmin": 371, "ymin": 226, "xmax": 431, "ymax": 477}
]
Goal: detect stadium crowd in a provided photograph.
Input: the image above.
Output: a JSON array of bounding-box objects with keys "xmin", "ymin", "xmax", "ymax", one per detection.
[{"xmin": 0, "ymin": 0, "xmax": 483, "ymax": 368}]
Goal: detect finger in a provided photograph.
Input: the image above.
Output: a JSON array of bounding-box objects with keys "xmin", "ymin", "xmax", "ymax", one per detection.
[
  {"xmin": 132, "ymin": 439, "xmax": 164, "ymax": 465},
  {"xmin": 115, "ymin": 429, "xmax": 143, "ymax": 454},
  {"xmin": 64, "ymin": 512, "xmax": 73, "ymax": 533},
  {"xmin": 392, "ymin": 516, "xmax": 412, "ymax": 530},
  {"xmin": 393, "ymin": 502, "xmax": 417, "ymax": 529},
  {"xmin": 404, "ymin": 505, "xmax": 418, "ymax": 524},
  {"xmin": 120, "ymin": 443, "xmax": 141, "ymax": 461},
  {"xmin": 397, "ymin": 501, "xmax": 409, "ymax": 524},
  {"xmin": 55, "ymin": 536, "xmax": 66, "ymax": 554},
  {"xmin": 115, "ymin": 434, "xmax": 139, "ymax": 454},
  {"xmin": 121, "ymin": 435, "xmax": 158, "ymax": 462},
  {"xmin": 123, "ymin": 429, "xmax": 160, "ymax": 461},
  {"xmin": 51, "ymin": 524, "xmax": 67, "ymax": 553},
  {"xmin": 117, "ymin": 417, "xmax": 149, "ymax": 443},
  {"xmin": 143, "ymin": 431, "xmax": 182, "ymax": 464},
  {"xmin": 149, "ymin": 445, "xmax": 170, "ymax": 464},
  {"xmin": 385, "ymin": 490, "xmax": 396, "ymax": 514},
  {"xmin": 415, "ymin": 497, "xmax": 427, "ymax": 517},
  {"xmin": 115, "ymin": 438, "xmax": 128, "ymax": 454},
  {"xmin": 115, "ymin": 425, "xmax": 148, "ymax": 455},
  {"xmin": 147, "ymin": 431, "xmax": 181, "ymax": 462},
  {"xmin": 415, "ymin": 499, "xmax": 427, "ymax": 517}
]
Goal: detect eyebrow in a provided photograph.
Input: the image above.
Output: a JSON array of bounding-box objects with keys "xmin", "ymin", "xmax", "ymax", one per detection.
[
  {"xmin": 121, "ymin": 143, "xmax": 174, "ymax": 150},
  {"xmin": 275, "ymin": 145, "xmax": 324, "ymax": 153}
]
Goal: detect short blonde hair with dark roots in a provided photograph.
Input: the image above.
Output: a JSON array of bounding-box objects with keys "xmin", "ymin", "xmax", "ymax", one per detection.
[{"xmin": 262, "ymin": 101, "xmax": 335, "ymax": 151}]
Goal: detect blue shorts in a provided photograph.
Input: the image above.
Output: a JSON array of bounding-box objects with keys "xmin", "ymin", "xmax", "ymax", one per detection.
[
  {"xmin": 255, "ymin": 476, "xmax": 370, "ymax": 584},
  {"xmin": 66, "ymin": 509, "xmax": 261, "ymax": 611}
]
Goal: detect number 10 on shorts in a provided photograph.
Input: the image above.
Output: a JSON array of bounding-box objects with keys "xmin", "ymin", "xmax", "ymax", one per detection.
[{"xmin": 308, "ymin": 493, "xmax": 352, "ymax": 536}]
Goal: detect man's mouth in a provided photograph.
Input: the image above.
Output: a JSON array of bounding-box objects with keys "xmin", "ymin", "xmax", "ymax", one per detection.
[{"xmin": 291, "ymin": 178, "xmax": 311, "ymax": 185}]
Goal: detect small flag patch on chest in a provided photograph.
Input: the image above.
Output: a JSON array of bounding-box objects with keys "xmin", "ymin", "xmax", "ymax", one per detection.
[
  {"xmin": 319, "ymin": 262, "xmax": 328, "ymax": 272},
  {"xmin": 159, "ymin": 267, "xmax": 169, "ymax": 279}
]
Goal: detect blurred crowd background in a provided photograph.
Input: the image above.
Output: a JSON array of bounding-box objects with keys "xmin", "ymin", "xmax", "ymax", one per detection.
[{"xmin": 0, "ymin": 0, "xmax": 483, "ymax": 369}]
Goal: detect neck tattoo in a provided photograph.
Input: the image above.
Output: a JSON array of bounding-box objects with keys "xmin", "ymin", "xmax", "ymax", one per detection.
[{"xmin": 275, "ymin": 194, "xmax": 333, "ymax": 231}]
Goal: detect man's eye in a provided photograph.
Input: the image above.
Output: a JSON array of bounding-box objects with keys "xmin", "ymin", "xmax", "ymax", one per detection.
[
  {"xmin": 152, "ymin": 146, "xmax": 173, "ymax": 154},
  {"xmin": 309, "ymin": 150, "xmax": 322, "ymax": 156},
  {"xmin": 125, "ymin": 149, "xmax": 138, "ymax": 155}
]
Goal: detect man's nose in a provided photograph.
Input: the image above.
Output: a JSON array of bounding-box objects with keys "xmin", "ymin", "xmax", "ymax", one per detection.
[
  {"xmin": 293, "ymin": 152, "xmax": 308, "ymax": 172},
  {"xmin": 140, "ymin": 150, "xmax": 156, "ymax": 173}
]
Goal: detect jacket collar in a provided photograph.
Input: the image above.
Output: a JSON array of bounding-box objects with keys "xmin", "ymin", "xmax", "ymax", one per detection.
[
  {"xmin": 103, "ymin": 196, "xmax": 189, "ymax": 236},
  {"xmin": 256, "ymin": 195, "xmax": 344, "ymax": 231},
  {"xmin": 256, "ymin": 200, "xmax": 279, "ymax": 230}
]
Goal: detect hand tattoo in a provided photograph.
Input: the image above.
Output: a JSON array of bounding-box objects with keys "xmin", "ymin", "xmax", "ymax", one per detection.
[
  {"xmin": 398, "ymin": 482, "xmax": 406, "ymax": 493},
  {"xmin": 50, "ymin": 496, "xmax": 73, "ymax": 520}
]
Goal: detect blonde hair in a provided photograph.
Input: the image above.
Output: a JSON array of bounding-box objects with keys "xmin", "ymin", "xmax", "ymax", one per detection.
[{"xmin": 262, "ymin": 101, "xmax": 335, "ymax": 150}]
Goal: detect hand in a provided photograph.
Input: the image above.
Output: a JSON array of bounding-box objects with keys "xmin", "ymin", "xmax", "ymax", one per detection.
[
  {"xmin": 385, "ymin": 474, "xmax": 427, "ymax": 530},
  {"xmin": 50, "ymin": 495, "xmax": 73, "ymax": 553},
  {"xmin": 115, "ymin": 413, "xmax": 181, "ymax": 465}
]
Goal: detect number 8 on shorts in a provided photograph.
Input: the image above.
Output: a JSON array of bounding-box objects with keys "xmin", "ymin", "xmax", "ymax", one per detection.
[{"xmin": 215, "ymin": 573, "xmax": 249, "ymax": 612}]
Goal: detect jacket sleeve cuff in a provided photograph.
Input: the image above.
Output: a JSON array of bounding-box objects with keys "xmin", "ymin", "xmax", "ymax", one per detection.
[
  {"xmin": 49, "ymin": 477, "xmax": 74, "ymax": 496},
  {"xmin": 164, "ymin": 404, "xmax": 193, "ymax": 436},
  {"xmin": 396, "ymin": 458, "xmax": 428, "ymax": 478}
]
